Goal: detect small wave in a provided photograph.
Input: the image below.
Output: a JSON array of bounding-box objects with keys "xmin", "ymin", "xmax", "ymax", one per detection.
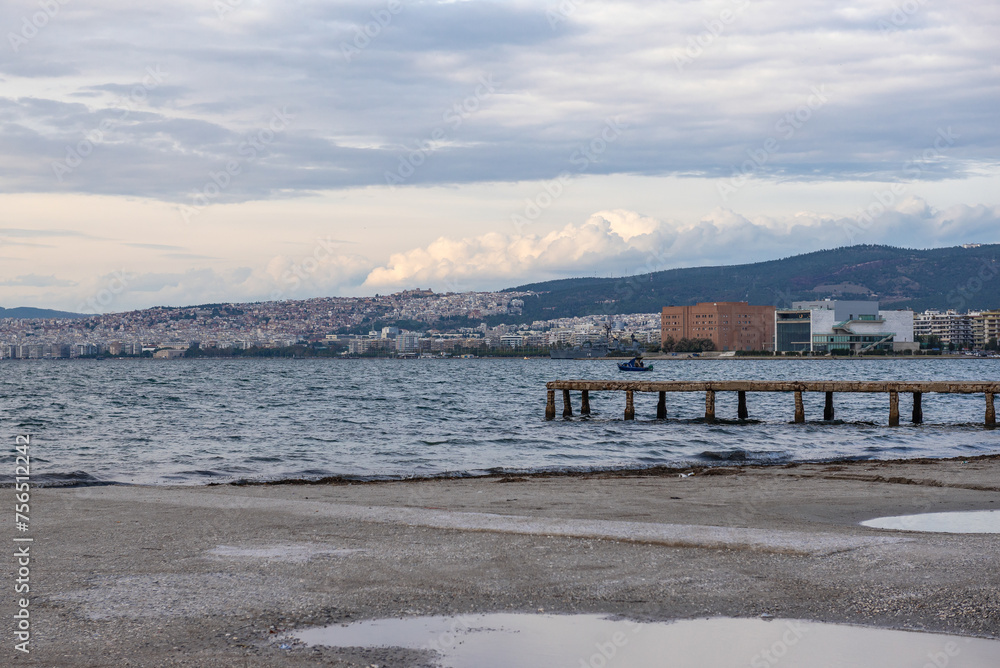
[
  {"xmin": 22, "ymin": 471, "xmax": 123, "ymax": 488},
  {"xmin": 697, "ymin": 449, "xmax": 790, "ymax": 464}
]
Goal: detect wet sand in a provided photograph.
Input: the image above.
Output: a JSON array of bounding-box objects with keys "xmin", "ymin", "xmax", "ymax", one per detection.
[{"xmin": 5, "ymin": 455, "xmax": 1000, "ymax": 666}]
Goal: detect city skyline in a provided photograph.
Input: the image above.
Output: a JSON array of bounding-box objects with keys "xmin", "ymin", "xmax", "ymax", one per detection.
[
  {"xmin": 3, "ymin": 282, "xmax": 998, "ymax": 359},
  {"xmin": 3, "ymin": 1, "xmax": 999, "ymax": 312}
]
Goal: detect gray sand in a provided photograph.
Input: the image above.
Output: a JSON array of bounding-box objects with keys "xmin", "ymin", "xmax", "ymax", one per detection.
[{"xmin": 5, "ymin": 456, "xmax": 1000, "ymax": 666}]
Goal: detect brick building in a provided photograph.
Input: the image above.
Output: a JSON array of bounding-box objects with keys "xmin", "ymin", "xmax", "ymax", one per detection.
[{"xmin": 661, "ymin": 301, "xmax": 775, "ymax": 351}]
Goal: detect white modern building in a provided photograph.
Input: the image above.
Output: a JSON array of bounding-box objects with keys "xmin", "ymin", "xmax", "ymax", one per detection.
[
  {"xmin": 499, "ymin": 334, "xmax": 524, "ymax": 348},
  {"xmin": 775, "ymin": 300, "xmax": 916, "ymax": 353}
]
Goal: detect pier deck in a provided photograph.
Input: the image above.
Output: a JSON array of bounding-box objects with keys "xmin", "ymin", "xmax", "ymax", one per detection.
[{"xmin": 545, "ymin": 380, "xmax": 999, "ymax": 426}]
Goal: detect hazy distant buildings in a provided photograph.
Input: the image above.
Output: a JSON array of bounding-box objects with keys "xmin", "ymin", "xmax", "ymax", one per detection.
[
  {"xmin": 499, "ymin": 334, "xmax": 524, "ymax": 348},
  {"xmin": 396, "ymin": 331, "xmax": 420, "ymax": 354},
  {"xmin": 153, "ymin": 349, "xmax": 185, "ymax": 359},
  {"xmin": 661, "ymin": 302, "xmax": 775, "ymax": 352}
]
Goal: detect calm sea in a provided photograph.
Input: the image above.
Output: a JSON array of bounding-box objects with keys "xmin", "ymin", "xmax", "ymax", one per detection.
[{"xmin": 2, "ymin": 358, "xmax": 999, "ymax": 486}]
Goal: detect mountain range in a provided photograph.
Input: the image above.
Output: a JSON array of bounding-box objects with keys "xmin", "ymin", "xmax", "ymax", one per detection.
[{"xmin": 508, "ymin": 244, "xmax": 1000, "ymax": 321}]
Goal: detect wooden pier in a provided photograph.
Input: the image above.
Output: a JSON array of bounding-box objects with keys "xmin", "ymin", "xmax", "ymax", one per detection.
[{"xmin": 545, "ymin": 380, "xmax": 999, "ymax": 427}]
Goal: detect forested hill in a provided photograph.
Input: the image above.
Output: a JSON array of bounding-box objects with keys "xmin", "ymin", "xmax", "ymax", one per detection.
[
  {"xmin": 506, "ymin": 244, "xmax": 1000, "ymax": 320},
  {"xmin": 0, "ymin": 306, "xmax": 88, "ymax": 319}
]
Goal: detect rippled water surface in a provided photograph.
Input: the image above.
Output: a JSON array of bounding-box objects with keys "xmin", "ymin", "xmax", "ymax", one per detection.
[
  {"xmin": 293, "ymin": 614, "xmax": 1000, "ymax": 668},
  {"xmin": 862, "ymin": 510, "xmax": 1000, "ymax": 533},
  {"xmin": 2, "ymin": 358, "xmax": 998, "ymax": 485}
]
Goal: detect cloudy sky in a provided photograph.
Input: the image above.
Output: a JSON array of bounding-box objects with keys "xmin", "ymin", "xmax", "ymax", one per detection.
[{"xmin": 2, "ymin": 0, "xmax": 998, "ymax": 312}]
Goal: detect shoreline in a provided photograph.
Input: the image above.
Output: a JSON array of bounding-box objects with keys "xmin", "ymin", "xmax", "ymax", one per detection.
[
  {"xmin": 10, "ymin": 456, "xmax": 1000, "ymax": 665},
  {"xmin": 21, "ymin": 451, "xmax": 1000, "ymax": 490},
  {"xmin": 2, "ymin": 353, "xmax": 998, "ymax": 361},
  {"xmin": 222, "ymin": 451, "xmax": 1000, "ymax": 488}
]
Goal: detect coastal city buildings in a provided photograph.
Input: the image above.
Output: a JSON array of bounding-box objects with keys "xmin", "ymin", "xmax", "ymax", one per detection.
[
  {"xmin": 775, "ymin": 300, "xmax": 917, "ymax": 353},
  {"xmin": 0, "ymin": 290, "xmax": 532, "ymax": 358},
  {"xmin": 981, "ymin": 310, "xmax": 1000, "ymax": 347},
  {"xmin": 912, "ymin": 309, "xmax": 1000, "ymax": 349},
  {"xmin": 0, "ymin": 289, "xmax": 662, "ymax": 359},
  {"xmin": 914, "ymin": 310, "xmax": 976, "ymax": 349},
  {"xmin": 660, "ymin": 302, "xmax": 775, "ymax": 352},
  {"xmin": 2, "ymin": 289, "xmax": 998, "ymax": 359}
]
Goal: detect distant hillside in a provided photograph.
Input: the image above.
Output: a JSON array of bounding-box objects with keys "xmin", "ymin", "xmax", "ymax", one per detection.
[
  {"xmin": 507, "ymin": 244, "xmax": 1000, "ymax": 320},
  {"xmin": 0, "ymin": 306, "xmax": 88, "ymax": 320}
]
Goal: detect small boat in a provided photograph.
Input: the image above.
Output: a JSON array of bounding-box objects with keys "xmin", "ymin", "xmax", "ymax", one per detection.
[{"xmin": 617, "ymin": 358, "xmax": 654, "ymax": 372}]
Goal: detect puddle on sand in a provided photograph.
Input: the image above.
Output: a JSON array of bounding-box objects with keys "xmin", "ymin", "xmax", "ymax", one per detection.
[
  {"xmin": 207, "ymin": 544, "xmax": 362, "ymax": 561},
  {"xmin": 862, "ymin": 510, "xmax": 1000, "ymax": 533},
  {"xmin": 293, "ymin": 614, "xmax": 1000, "ymax": 668}
]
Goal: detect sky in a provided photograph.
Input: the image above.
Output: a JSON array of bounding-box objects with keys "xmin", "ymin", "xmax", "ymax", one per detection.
[{"xmin": 1, "ymin": 0, "xmax": 999, "ymax": 313}]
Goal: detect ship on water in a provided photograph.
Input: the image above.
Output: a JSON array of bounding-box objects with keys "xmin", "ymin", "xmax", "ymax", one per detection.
[
  {"xmin": 550, "ymin": 324, "xmax": 646, "ymax": 359},
  {"xmin": 549, "ymin": 342, "xmax": 610, "ymax": 359}
]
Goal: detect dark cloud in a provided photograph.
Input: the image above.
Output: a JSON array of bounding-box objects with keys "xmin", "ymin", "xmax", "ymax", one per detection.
[{"xmin": 0, "ymin": 0, "xmax": 995, "ymax": 202}]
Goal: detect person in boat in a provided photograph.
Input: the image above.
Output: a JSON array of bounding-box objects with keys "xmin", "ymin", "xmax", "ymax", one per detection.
[{"xmin": 628, "ymin": 356, "xmax": 644, "ymax": 368}]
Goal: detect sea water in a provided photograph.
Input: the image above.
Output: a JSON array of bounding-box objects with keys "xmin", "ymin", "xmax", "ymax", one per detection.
[{"xmin": 2, "ymin": 357, "xmax": 997, "ymax": 485}]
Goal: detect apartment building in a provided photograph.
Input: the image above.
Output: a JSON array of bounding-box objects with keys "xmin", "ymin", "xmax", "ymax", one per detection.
[
  {"xmin": 974, "ymin": 310, "xmax": 1000, "ymax": 348},
  {"xmin": 661, "ymin": 302, "xmax": 775, "ymax": 351},
  {"xmin": 914, "ymin": 310, "xmax": 975, "ymax": 348}
]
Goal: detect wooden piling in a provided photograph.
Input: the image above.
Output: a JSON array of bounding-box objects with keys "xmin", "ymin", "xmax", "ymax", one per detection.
[
  {"xmin": 543, "ymin": 380, "xmax": 1000, "ymax": 429},
  {"xmin": 889, "ymin": 391, "xmax": 900, "ymax": 427},
  {"xmin": 625, "ymin": 390, "xmax": 635, "ymax": 421},
  {"xmin": 737, "ymin": 390, "xmax": 748, "ymax": 420},
  {"xmin": 580, "ymin": 390, "xmax": 591, "ymax": 416},
  {"xmin": 656, "ymin": 391, "xmax": 666, "ymax": 419}
]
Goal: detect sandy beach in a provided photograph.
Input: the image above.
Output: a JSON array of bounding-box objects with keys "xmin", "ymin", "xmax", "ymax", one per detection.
[{"xmin": 6, "ymin": 455, "xmax": 1000, "ymax": 666}]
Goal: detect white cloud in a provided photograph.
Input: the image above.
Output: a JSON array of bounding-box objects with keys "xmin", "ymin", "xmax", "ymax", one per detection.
[
  {"xmin": 363, "ymin": 211, "xmax": 648, "ymax": 291},
  {"xmin": 363, "ymin": 200, "xmax": 1000, "ymax": 291}
]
